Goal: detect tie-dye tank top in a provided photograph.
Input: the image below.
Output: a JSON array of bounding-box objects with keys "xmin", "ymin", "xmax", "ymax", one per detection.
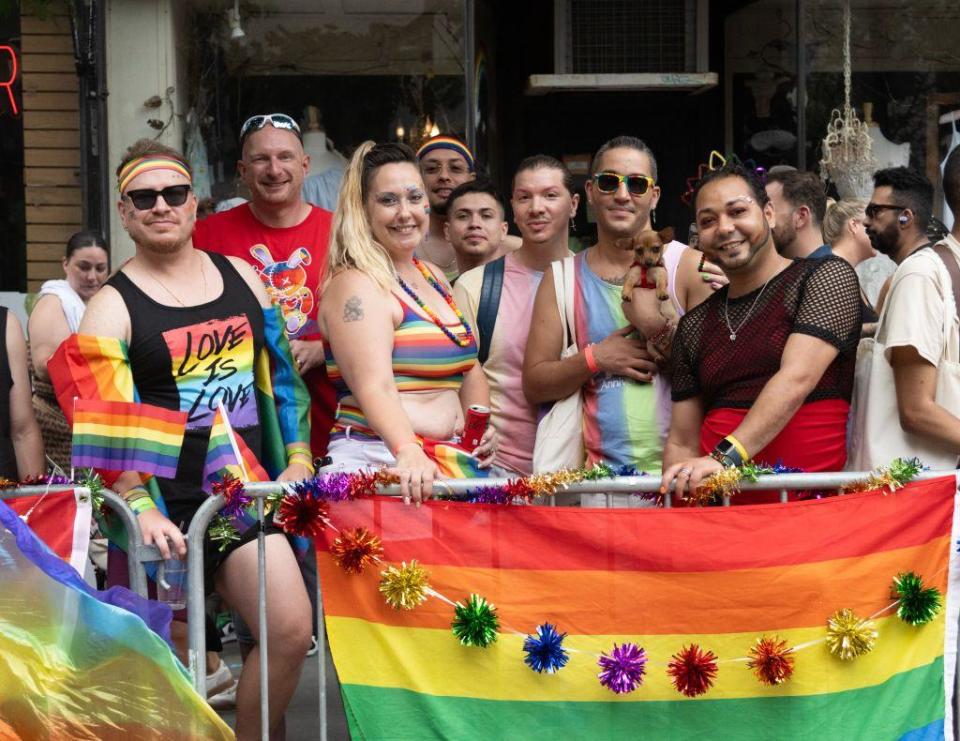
[{"xmin": 572, "ymin": 247, "xmax": 683, "ymax": 471}]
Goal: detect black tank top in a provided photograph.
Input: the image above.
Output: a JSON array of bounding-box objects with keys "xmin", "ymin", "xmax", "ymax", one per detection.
[
  {"xmin": 0, "ymin": 307, "xmax": 18, "ymax": 478},
  {"xmin": 107, "ymin": 252, "xmax": 265, "ymax": 510}
]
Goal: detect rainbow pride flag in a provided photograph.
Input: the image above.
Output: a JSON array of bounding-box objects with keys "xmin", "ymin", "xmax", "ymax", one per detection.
[
  {"xmin": 317, "ymin": 476, "xmax": 958, "ymax": 739},
  {"xmin": 420, "ymin": 438, "xmax": 488, "ymax": 479},
  {"xmin": 201, "ymin": 407, "xmax": 269, "ymax": 492},
  {"xmin": 72, "ymin": 399, "xmax": 187, "ymax": 478},
  {"xmin": 0, "ymin": 500, "xmax": 232, "ymax": 740}
]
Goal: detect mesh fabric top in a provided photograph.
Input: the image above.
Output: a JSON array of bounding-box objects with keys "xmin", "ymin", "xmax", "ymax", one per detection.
[{"xmin": 671, "ymin": 257, "xmax": 862, "ymax": 410}]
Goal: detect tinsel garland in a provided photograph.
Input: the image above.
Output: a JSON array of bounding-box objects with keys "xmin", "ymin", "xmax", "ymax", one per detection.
[
  {"xmin": 825, "ymin": 608, "xmax": 877, "ymax": 660},
  {"xmin": 213, "ymin": 475, "xmax": 252, "ymax": 519},
  {"xmin": 523, "ymin": 623, "xmax": 569, "ymax": 674},
  {"xmin": 746, "ymin": 636, "xmax": 795, "ymax": 685},
  {"xmin": 330, "ymin": 527, "xmax": 383, "ymax": 574},
  {"xmin": 687, "ymin": 462, "xmax": 776, "ymax": 505},
  {"xmin": 451, "ymin": 594, "xmax": 500, "ymax": 647},
  {"xmin": 597, "ymin": 642, "xmax": 647, "ymax": 693},
  {"xmin": 838, "ymin": 457, "xmax": 922, "ymax": 495},
  {"xmin": 667, "ymin": 644, "xmax": 718, "ymax": 697},
  {"xmin": 379, "ymin": 560, "xmax": 430, "ymax": 610},
  {"xmin": 892, "ymin": 571, "xmax": 942, "ymax": 626}
]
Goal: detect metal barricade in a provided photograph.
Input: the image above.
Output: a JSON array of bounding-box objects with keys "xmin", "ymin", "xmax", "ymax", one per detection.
[
  {"xmin": 0, "ymin": 484, "xmax": 153, "ymax": 598},
  {"xmin": 184, "ymin": 471, "xmax": 958, "ymax": 741}
]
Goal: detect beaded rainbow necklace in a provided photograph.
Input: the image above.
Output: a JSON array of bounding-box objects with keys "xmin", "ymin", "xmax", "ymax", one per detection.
[{"xmin": 396, "ymin": 258, "xmax": 475, "ymax": 348}]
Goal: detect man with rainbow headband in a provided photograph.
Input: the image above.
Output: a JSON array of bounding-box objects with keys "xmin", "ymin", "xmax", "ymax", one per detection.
[{"xmin": 48, "ymin": 138, "xmax": 313, "ymax": 739}]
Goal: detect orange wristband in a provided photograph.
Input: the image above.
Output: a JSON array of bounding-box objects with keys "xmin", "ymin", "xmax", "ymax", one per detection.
[{"xmin": 584, "ymin": 343, "xmax": 600, "ymax": 374}]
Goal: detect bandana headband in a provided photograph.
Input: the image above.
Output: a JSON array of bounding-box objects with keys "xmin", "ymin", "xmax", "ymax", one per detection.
[
  {"xmin": 416, "ymin": 136, "xmax": 475, "ymax": 172},
  {"xmin": 118, "ymin": 156, "xmax": 192, "ymax": 193}
]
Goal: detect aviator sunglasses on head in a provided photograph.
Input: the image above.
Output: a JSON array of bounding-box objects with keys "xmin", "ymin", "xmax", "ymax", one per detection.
[
  {"xmin": 124, "ymin": 184, "xmax": 192, "ymax": 211},
  {"xmin": 239, "ymin": 113, "xmax": 302, "ymax": 144},
  {"xmin": 592, "ymin": 171, "xmax": 656, "ymax": 196}
]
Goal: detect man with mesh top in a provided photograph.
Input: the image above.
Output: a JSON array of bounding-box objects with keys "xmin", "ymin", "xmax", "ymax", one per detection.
[{"xmin": 660, "ymin": 164, "xmax": 862, "ymax": 503}]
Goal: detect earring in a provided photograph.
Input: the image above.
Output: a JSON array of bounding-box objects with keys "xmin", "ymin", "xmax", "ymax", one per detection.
[{"xmin": 569, "ymin": 217, "xmax": 577, "ymax": 234}]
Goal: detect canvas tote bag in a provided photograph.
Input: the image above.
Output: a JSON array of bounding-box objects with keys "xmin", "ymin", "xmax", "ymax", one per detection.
[
  {"xmin": 533, "ymin": 256, "xmax": 585, "ymax": 473},
  {"xmin": 847, "ymin": 243, "xmax": 960, "ymax": 471}
]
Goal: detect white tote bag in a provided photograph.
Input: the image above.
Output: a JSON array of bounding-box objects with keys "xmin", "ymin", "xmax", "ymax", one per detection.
[
  {"xmin": 533, "ymin": 257, "xmax": 585, "ymax": 473},
  {"xmin": 847, "ymin": 247, "xmax": 960, "ymax": 471}
]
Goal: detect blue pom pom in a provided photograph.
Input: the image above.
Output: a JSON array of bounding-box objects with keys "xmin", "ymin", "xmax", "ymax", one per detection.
[{"xmin": 523, "ymin": 623, "xmax": 569, "ymax": 674}]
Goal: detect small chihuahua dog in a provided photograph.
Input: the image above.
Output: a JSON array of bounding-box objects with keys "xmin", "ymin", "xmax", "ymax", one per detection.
[{"xmin": 620, "ymin": 226, "xmax": 676, "ymax": 323}]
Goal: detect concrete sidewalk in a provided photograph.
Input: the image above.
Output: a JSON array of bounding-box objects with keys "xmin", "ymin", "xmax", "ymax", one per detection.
[{"xmin": 216, "ymin": 641, "xmax": 350, "ymax": 739}]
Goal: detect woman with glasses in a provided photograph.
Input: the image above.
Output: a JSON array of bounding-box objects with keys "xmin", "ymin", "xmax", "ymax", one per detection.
[
  {"xmin": 319, "ymin": 141, "xmax": 497, "ymax": 503},
  {"xmin": 28, "ymin": 231, "xmax": 110, "ymax": 470}
]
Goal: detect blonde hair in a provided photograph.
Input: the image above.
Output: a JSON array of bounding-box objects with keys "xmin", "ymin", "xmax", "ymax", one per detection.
[
  {"xmin": 822, "ymin": 198, "xmax": 866, "ymax": 244},
  {"xmin": 325, "ymin": 140, "xmax": 419, "ymax": 291}
]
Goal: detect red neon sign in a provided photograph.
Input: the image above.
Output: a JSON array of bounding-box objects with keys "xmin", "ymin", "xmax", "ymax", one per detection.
[{"xmin": 0, "ymin": 45, "xmax": 18, "ymax": 116}]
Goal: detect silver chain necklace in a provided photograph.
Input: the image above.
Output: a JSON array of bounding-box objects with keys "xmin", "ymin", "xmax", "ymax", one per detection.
[{"xmin": 723, "ymin": 273, "xmax": 776, "ymax": 341}]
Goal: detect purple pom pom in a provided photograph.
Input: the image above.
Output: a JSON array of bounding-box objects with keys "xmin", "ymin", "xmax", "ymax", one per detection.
[
  {"xmin": 467, "ymin": 486, "xmax": 513, "ymax": 505},
  {"xmin": 598, "ymin": 642, "xmax": 647, "ymax": 694}
]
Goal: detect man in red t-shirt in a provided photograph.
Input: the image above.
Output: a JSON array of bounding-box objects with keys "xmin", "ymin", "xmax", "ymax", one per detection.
[{"xmin": 193, "ymin": 113, "xmax": 335, "ymax": 456}]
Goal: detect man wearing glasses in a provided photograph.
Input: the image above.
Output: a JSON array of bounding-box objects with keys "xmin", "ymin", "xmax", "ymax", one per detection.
[
  {"xmin": 193, "ymin": 112, "xmax": 335, "ymax": 460},
  {"xmin": 524, "ymin": 136, "xmax": 723, "ymax": 480},
  {"xmin": 851, "ymin": 166, "xmax": 960, "ymax": 468},
  {"xmin": 64, "ymin": 138, "xmax": 313, "ymax": 738}
]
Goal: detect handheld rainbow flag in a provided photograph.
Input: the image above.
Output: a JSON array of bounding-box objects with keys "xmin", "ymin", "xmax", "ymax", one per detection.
[
  {"xmin": 71, "ymin": 398, "xmax": 187, "ymax": 478},
  {"xmin": 317, "ymin": 476, "xmax": 958, "ymax": 740},
  {"xmin": 201, "ymin": 405, "xmax": 269, "ymax": 492},
  {"xmin": 0, "ymin": 499, "xmax": 233, "ymax": 739},
  {"xmin": 420, "ymin": 438, "xmax": 488, "ymax": 479}
]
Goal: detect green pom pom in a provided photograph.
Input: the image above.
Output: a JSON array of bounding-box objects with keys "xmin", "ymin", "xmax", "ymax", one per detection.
[
  {"xmin": 209, "ymin": 515, "xmax": 241, "ymax": 552},
  {"xmin": 582, "ymin": 462, "xmax": 614, "ymax": 480},
  {"xmin": 888, "ymin": 457, "xmax": 922, "ymax": 487},
  {"xmin": 738, "ymin": 462, "xmax": 773, "ymax": 483},
  {"xmin": 893, "ymin": 571, "xmax": 942, "ymax": 626},
  {"xmin": 452, "ymin": 594, "xmax": 500, "ymax": 647}
]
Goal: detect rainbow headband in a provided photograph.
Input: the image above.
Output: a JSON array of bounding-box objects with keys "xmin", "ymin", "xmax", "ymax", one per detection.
[
  {"xmin": 416, "ymin": 136, "xmax": 475, "ymax": 172},
  {"xmin": 117, "ymin": 156, "xmax": 192, "ymax": 193}
]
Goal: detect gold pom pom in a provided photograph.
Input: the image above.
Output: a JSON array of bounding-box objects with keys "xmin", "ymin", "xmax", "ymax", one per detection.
[
  {"xmin": 379, "ymin": 560, "xmax": 430, "ymax": 610},
  {"xmin": 526, "ymin": 469, "xmax": 585, "ymax": 498},
  {"xmin": 689, "ymin": 467, "xmax": 742, "ymax": 505},
  {"xmin": 826, "ymin": 608, "xmax": 877, "ymax": 660}
]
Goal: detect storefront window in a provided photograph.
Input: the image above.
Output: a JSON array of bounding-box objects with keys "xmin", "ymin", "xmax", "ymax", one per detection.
[
  {"xmin": 0, "ymin": 15, "xmax": 24, "ymax": 291},
  {"xmin": 184, "ymin": 1, "xmax": 467, "ymax": 204}
]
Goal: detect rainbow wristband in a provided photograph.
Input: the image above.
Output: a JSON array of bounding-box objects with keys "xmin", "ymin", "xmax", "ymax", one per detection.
[
  {"xmin": 584, "ymin": 344, "xmax": 600, "ymax": 374},
  {"xmin": 126, "ymin": 489, "xmax": 157, "ymax": 516}
]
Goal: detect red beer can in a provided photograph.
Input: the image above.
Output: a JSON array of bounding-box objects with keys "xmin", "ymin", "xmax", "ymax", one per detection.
[{"xmin": 462, "ymin": 405, "xmax": 490, "ymax": 450}]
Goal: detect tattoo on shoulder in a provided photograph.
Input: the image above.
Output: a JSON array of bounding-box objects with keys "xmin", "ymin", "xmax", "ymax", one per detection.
[{"xmin": 343, "ymin": 295, "xmax": 364, "ymax": 322}]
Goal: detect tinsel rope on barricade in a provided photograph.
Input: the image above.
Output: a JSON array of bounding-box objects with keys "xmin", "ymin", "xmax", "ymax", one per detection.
[{"xmin": 206, "ymin": 456, "xmax": 939, "ymax": 697}]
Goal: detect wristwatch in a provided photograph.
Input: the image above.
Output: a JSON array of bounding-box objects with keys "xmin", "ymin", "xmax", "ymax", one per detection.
[{"xmin": 710, "ymin": 438, "xmax": 744, "ymax": 468}]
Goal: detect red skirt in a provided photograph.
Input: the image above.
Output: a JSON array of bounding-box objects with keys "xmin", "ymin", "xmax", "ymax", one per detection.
[{"xmin": 699, "ymin": 399, "xmax": 849, "ymax": 504}]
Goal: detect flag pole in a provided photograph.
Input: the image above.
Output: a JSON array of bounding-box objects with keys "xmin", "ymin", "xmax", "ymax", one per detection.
[{"xmin": 216, "ymin": 400, "xmax": 249, "ymax": 481}]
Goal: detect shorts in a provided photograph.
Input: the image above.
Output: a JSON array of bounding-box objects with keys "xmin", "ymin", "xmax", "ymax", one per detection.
[{"xmin": 322, "ymin": 435, "xmax": 396, "ymax": 473}]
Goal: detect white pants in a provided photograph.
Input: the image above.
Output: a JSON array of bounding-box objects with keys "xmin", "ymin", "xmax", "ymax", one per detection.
[{"xmin": 321, "ymin": 436, "xmax": 395, "ymax": 474}]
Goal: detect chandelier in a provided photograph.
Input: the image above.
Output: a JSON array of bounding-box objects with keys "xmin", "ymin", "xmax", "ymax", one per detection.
[{"xmin": 819, "ymin": 1, "xmax": 875, "ymax": 199}]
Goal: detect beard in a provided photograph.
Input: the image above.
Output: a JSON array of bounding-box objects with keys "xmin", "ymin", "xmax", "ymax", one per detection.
[
  {"xmin": 770, "ymin": 221, "xmax": 796, "ymax": 255},
  {"xmin": 866, "ymin": 223, "xmax": 899, "ymax": 256}
]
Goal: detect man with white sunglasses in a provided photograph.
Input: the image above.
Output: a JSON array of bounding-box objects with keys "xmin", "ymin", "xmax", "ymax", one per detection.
[{"xmin": 194, "ymin": 112, "xmax": 336, "ymax": 459}]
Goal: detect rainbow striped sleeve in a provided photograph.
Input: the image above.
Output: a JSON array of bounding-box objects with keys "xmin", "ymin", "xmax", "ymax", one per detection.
[
  {"xmin": 260, "ymin": 305, "xmax": 311, "ymax": 449},
  {"xmin": 72, "ymin": 399, "xmax": 186, "ymax": 478},
  {"xmin": 317, "ymin": 477, "xmax": 957, "ymax": 739},
  {"xmin": 48, "ymin": 334, "xmax": 137, "ymax": 418}
]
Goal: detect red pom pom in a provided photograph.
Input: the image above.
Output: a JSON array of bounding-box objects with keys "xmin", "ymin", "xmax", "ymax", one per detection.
[
  {"xmin": 747, "ymin": 636, "xmax": 795, "ymax": 686},
  {"xmin": 504, "ymin": 479, "xmax": 535, "ymax": 503},
  {"xmin": 331, "ymin": 527, "xmax": 383, "ymax": 574},
  {"xmin": 667, "ymin": 643, "xmax": 718, "ymax": 697},
  {"xmin": 277, "ymin": 493, "xmax": 330, "ymax": 539}
]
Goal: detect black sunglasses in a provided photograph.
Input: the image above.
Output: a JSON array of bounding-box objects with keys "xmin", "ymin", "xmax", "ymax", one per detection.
[
  {"xmin": 864, "ymin": 203, "xmax": 906, "ymax": 219},
  {"xmin": 592, "ymin": 171, "xmax": 656, "ymax": 196},
  {"xmin": 124, "ymin": 185, "xmax": 192, "ymax": 211}
]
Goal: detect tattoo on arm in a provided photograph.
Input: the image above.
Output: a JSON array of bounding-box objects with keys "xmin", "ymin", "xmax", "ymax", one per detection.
[{"xmin": 343, "ymin": 295, "xmax": 364, "ymax": 322}]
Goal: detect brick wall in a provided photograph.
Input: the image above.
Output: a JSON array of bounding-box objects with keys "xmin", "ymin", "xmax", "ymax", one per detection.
[{"xmin": 20, "ymin": 10, "xmax": 82, "ymax": 292}]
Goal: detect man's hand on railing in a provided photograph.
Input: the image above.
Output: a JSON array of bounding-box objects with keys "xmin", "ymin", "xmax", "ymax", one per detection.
[
  {"xmin": 277, "ymin": 462, "xmax": 313, "ymax": 482},
  {"xmin": 138, "ymin": 508, "xmax": 186, "ymax": 560}
]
